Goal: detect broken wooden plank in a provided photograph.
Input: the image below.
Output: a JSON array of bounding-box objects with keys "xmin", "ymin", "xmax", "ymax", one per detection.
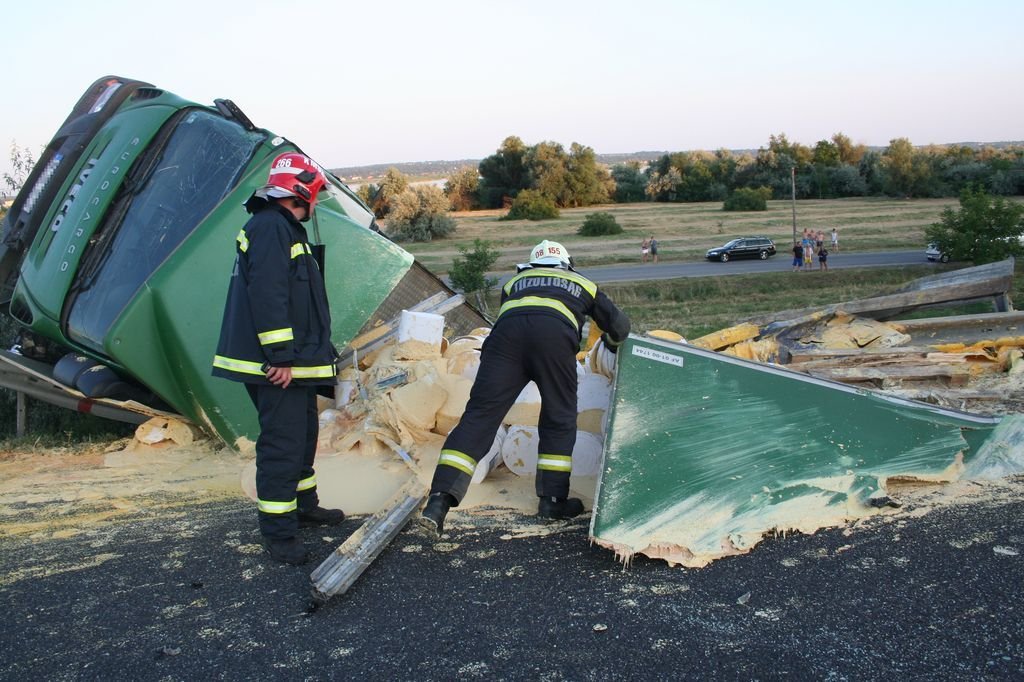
[
  {"xmin": 745, "ymin": 258, "xmax": 1016, "ymax": 327},
  {"xmin": 788, "ymin": 357, "xmax": 933, "ymax": 372},
  {"xmin": 889, "ymin": 310, "xmax": 1024, "ymax": 333},
  {"xmin": 889, "ymin": 311, "xmax": 1024, "ymax": 346},
  {"xmin": 887, "ymin": 387, "xmax": 1024, "ymax": 406},
  {"xmin": 806, "ymin": 364, "xmax": 972, "ymax": 387},
  {"xmin": 787, "ymin": 344, "xmax": 1020, "ymax": 368},
  {"xmin": 893, "ymin": 257, "xmax": 1014, "ymax": 294},
  {"xmin": 787, "ymin": 346, "xmax": 937, "ymax": 364},
  {"xmin": 791, "ymin": 357, "xmax": 1004, "ymax": 383},
  {"xmin": 924, "ymin": 351, "xmax": 998, "ymax": 364}
]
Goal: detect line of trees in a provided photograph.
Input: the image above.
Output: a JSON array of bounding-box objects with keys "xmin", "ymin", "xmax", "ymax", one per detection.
[
  {"xmin": 618, "ymin": 134, "xmax": 1024, "ymax": 204},
  {"xmin": 450, "ymin": 133, "xmax": 1024, "ymax": 214},
  {"xmin": 356, "ymin": 133, "xmax": 1024, "ymax": 242},
  {"xmin": 355, "ymin": 136, "xmax": 616, "ymax": 241}
]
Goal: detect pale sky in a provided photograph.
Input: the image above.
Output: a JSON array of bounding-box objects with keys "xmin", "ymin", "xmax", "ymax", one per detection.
[{"xmin": 1, "ymin": 0, "xmax": 1021, "ymax": 180}]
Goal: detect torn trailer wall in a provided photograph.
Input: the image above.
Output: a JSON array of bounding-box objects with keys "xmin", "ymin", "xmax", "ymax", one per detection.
[{"xmin": 590, "ymin": 335, "xmax": 1008, "ymax": 568}]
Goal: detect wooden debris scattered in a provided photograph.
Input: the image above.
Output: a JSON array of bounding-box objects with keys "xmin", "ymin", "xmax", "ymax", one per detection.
[
  {"xmin": 705, "ymin": 259, "xmax": 1024, "ymax": 413},
  {"xmin": 746, "ymin": 258, "xmax": 1016, "ymax": 328}
]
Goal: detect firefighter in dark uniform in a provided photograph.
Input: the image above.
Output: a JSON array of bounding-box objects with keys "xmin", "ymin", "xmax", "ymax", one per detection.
[
  {"xmin": 419, "ymin": 240, "xmax": 630, "ymax": 536},
  {"xmin": 212, "ymin": 152, "xmax": 344, "ymax": 566}
]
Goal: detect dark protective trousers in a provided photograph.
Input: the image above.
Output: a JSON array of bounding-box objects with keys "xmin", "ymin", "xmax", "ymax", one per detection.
[
  {"xmin": 246, "ymin": 383, "xmax": 320, "ymax": 540},
  {"xmin": 431, "ymin": 314, "xmax": 579, "ymax": 503}
]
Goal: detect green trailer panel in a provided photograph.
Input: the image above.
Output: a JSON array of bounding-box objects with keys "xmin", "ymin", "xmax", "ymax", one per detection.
[{"xmin": 591, "ymin": 336, "xmax": 1002, "ymax": 567}]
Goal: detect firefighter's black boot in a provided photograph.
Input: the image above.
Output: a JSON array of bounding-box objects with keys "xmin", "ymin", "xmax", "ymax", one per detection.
[
  {"xmin": 262, "ymin": 537, "xmax": 309, "ymax": 566},
  {"xmin": 537, "ymin": 496, "xmax": 585, "ymax": 520},
  {"xmin": 298, "ymin": 505, "xmax": 346, "ymax": 528},
  {"xmin": 418, "ymin": 492, "xmax": 455, "ymax": 538}
]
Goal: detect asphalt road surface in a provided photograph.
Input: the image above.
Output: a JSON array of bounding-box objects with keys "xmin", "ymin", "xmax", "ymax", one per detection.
[
  {"xmin": 2, "ymin": 478, "xmax": 1022, "ymax": 680},
  {"xmin": 493, "ymin": 250, "xmax": 933, "ymax": 287}
]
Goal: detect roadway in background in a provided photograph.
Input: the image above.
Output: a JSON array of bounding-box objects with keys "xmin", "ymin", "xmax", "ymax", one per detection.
[{"xmin": 494, "ymin": 250, "xmax": 934, "ymax": 286}]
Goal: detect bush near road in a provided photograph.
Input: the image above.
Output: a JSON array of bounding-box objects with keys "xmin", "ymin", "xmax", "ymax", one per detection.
[{"xmin": 925, "ymin": 186, "xmax": 1024, "ymax": 264}]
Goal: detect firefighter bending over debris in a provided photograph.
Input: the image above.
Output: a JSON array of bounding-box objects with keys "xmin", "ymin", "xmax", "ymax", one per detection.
[
  {"xmin": 212, "ymin": 153, "xmax": 345, "ymax": 566},
  {"xmin": 419, "ymin": 240, "xmax": 631, "ymax": 536}
]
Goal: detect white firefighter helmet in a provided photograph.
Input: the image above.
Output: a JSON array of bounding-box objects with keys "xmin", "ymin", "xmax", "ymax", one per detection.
[{"xmin": 529, "ymin": 240, "xmax": 572, "ymax": 268}]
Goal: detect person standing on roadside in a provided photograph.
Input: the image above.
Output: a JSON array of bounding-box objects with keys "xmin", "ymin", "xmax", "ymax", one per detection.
[
  {"xmin": 818, "ymin": 244, "xmax": 829, "ymax": 271},
  {"xmin": 213, "ymin": 152, "xmax": 345, "ymax": 566},
  {"xmin": 831, "ymin": 228, "xmax": 839, "ymax": 252},
  {"xmin": 792, "ymin": 241, "xmax": 803, "ymax": 272},
  {"xmin": 418, "ymin": 240, "xmax": 630, "ymax": 537},
  {"xmin": 641, "ymin": 236, "xmax": 651, "ymax": 263},
  {"xmin": 649, "ymin": 235, "xmax": 659, "ymax": 264}
]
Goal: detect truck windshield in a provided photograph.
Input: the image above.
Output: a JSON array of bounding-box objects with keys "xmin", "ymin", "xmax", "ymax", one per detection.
[{"xmin": 66, "ymin": 109, "xmax": 264, "ymax": 352}]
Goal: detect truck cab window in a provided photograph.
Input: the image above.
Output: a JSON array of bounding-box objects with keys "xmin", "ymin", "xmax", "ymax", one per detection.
[{"xmin": 65, "ymin": 110, "xmax": 264, "ymax": 352}]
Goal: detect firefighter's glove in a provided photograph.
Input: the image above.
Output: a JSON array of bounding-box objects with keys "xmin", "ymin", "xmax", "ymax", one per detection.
[{"xmin": 600, "ymin": 333, "xmax": 621, "ymax": 354}]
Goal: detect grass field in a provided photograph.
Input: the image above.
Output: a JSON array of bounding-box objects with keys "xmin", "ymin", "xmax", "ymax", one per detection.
[
  {"xmin": 405, "ymin": 196, "xmax": 1024, "ymax": 338},
  {"xmin": 402, "ymin": 197, "xmax": 990, "ymax": 274}
]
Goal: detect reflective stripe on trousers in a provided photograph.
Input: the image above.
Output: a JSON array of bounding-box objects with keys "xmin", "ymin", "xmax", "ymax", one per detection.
[
  {"xmin": 430, "ymin": 315, "xmax": 578, "ymax": 503},
  {"xmin": 246, "ymin": 383, "xmax": 320, "ymax": 540}
]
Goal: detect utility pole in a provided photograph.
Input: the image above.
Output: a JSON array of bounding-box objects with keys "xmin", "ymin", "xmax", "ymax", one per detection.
[{"xmin": 791, "ymin": 165, "xmax": 798, "ymax": 245}]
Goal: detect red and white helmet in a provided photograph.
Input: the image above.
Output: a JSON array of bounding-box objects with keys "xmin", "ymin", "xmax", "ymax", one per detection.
[
  {"xmin": 247, "ymin": 152, "xmax": 329, "ymax": 218},
  {"xmin": 529, "ymin": 239, "xmax": 572, "ymax": 268},
  {"xmin": 265, "ymin": 152, "xmax": 328, "ymax": 208}
]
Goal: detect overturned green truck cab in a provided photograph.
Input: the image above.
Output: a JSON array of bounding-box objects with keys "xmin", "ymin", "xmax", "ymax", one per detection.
[{"xmin": 0, "ymin": 76, "xmax": 484, "ymax": 445}]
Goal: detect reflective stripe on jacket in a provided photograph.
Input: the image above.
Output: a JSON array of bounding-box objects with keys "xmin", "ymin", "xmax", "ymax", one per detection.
[
  {"xmin": 212, "ymin": 203, "xmax": 337, "ymax": 385},
  {"xmin": 498, "ymin": 265, "xmax": 630, "ymax": 344}
]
